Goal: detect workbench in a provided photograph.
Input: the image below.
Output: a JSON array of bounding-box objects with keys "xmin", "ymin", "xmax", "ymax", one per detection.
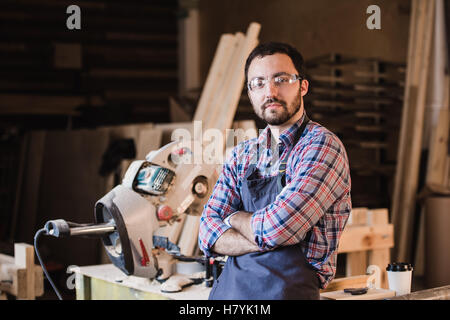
[
  {"xmin": 70, "ymin": 264, "xmax": 397, "ymax": 300},
  {"xmin": 70, "ymin": 264, "xmax": 211, "ymax": 300}
]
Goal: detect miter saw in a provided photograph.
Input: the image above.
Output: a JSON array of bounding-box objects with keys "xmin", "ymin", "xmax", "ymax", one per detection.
[{"xmin": 34, "ymin": 138, "xmax": 220, "ymax": 298}]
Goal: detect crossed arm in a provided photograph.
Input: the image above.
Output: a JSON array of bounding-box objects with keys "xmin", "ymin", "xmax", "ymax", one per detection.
[
  {"xmin": 211, "ymin": 211, "xmax": 257, "ymax": 256},
  {"xmin": 199, "ymin": 133, "xmax": 351, "ymax": 257}
]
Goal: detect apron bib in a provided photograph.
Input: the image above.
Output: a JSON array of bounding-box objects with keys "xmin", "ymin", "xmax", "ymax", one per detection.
[{"xmin": 209, "ymin": 116, "xmax": 320, "ymax": 300}]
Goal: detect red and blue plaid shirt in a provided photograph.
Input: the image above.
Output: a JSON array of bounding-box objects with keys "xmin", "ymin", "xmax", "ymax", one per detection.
[{"xmin": 198, "ymin": 112, "xmax": 352, "ymax": 289}]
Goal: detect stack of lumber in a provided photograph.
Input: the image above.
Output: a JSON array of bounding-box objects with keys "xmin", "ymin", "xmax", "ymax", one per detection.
[
  {"xmin": 0, "ymin": 243, "xmax": 43, "ymax": 300},
  {"xmin": 304, "ymin": 54, "xmax": 405, "ymax": 208},
  {"xmin": 337, "ymin": 207, "xmax": 394, "ymax": 289}
]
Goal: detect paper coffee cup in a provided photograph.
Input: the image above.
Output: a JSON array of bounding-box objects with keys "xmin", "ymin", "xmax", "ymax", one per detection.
[{"xmin": 386, "ymin": 262, "xmax": 413, "ymax": 296}]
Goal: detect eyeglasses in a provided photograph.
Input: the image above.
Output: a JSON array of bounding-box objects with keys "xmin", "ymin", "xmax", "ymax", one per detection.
[{"xmin": 247, "ymin": 73, "xmax": 302, "ymax": 92}]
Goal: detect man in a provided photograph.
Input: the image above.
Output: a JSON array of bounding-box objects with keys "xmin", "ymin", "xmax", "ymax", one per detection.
[{"xmin": 198, "ymin": 42, "xmax": 352, "ymax": 300}]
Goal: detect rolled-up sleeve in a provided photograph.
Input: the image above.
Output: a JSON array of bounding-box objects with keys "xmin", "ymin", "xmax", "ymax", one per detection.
[
  {"xmin": 198, "ymin": 148, "xmax": 242, "ymax": 257},
  {"xmin": 251, "ymin": 133, "xmax": 351, "ymax": 250}
]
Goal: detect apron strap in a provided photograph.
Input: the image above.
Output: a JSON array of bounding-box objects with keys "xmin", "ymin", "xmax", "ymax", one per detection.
[{"xmin": 279, "ymin": 113, "xmax": 310, "ymax": 186}]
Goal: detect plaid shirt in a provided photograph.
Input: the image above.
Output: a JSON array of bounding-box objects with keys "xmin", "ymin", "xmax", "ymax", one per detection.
[{"xmin": 198, "ymin": 112, "xmax": 352, "ymax": 289}]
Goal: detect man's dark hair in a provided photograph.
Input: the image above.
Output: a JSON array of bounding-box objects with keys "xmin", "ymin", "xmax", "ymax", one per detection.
[{"xmin": 244, "ymin": 42, "xmax": 306, "ymax": 85}]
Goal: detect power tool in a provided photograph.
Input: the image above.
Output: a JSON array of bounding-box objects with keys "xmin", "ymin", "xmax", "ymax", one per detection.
[{"xmin": 34, "ymin": 138, "xmax": 219, "ymax": 298}]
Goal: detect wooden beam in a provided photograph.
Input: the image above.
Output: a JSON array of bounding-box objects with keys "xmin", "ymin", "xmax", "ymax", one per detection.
[
  {"xmin": 338, "ymin": 224, "xmax": 394, "ymax": 253},
  {"xmin": 426, "ymin": 75, "xmax": 449, "ymax": 187},
  {"xmin": 347, "ymin": 207, "xmax": 368, "ymax": 226},
  {"xmin": 193, "ymin": 33, "xmax": 236, "ymax": 127},
  {"xmin": 14, "ymin": 243, "xmax": 35, "ymax": 300},
  {"xmin": 320, "ymin": 288, "xmax": 395, "ymax": 300},
  {"xmin": 321, "ymin": 275, "xmax": 370, "ymax": 293},
  {"xmin": 216, "ymin": 23, "xmax": 261, "ymax": 133},
  {"xmin": 395, "ymin": 0, "xmax": 436, "ymax": 262},
  {"xmin": 177, "ymin": 215, "xmax": 200, "ymax": 256},
  {"xmin": 368, "ymin": 248, "xmax": 390, "ymax": 289},
  {"xmin": 0, "ymin": 246, "xmax": 43, "ymax": 299},
  {"xmin": 346, "ymin": 251, "xmax": 368, "ymax": 277},
  {"xmin": 201, "ymin": 32, "xmax": 245, "ymax": 134}
]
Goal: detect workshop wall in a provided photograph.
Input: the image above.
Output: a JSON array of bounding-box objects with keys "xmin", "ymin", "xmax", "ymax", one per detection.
[
  {"xmin": 0, "ymin": 0, "xmax": 179, "ymax": 131},
  {"xmin": 198, "ymin": 0, "xmax": 410, "ymax": 80}
]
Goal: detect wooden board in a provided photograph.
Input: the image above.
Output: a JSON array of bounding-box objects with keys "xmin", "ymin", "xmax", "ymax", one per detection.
[
  {"xmin": 216, "ymin": 23, "xmax": 261, "ymax": 132},
  {"xmin": 177, "ymin": 215, "xmax": 201, "ymax": 257},
  {"xmin": 338, "ymin": 224, "xmax": 394, "ymax": 253},
  {"xmin": 392, "ymin": 0, "xmax": 436, "ymax": 262},
  {"xmin": 14, "ymin": 243, "xmax": 35, "ymax": 299},
  {"xmin": 193, "ymin": 33, "xmax": 237, "ymax": 127},
  {"xmin": 368, "ymin": 249, "xmax": 390, "ymax": 289},
  {"xmin": 321, "ymin": 275, "xmax": 370, "ymax": 293},
  {"xmin": 346, "ymin": 251, "xmax": 367, "ymax": 277},
  {"xmin": 320, "ymin": 288, "xmax": 396, "ymax": 300},
  {"xmin": 0, "ymin": 246, "xmax": 44, "ymax": 299}
]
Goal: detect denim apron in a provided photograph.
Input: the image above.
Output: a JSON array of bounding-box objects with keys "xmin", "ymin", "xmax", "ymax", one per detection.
[{"xmin": 209, "ymin": 115, "xmax": 320, "ymax": 300}]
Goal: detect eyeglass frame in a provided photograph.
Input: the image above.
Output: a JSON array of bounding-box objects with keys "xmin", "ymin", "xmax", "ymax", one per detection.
[{"xmin": 247, "ymin": 72, "xmax": 303, "ymax": 92}]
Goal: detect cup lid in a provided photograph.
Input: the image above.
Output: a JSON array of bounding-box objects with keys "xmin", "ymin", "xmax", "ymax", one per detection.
[{"xmin": 386, "ymin": 262, "xmax": 413, "ymax": 272}]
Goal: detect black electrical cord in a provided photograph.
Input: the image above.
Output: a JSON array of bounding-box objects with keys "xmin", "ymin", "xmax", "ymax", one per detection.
[{"xmin": 34, "ymin": 228, "xmax": 63, "ymax": 300}]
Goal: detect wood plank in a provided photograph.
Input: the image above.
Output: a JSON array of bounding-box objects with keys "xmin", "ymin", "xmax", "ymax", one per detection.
[
  {"xmin": 396, "ymin": 0, "xmax": 436, "ymax": 262},
  {"xmin": 201, "ymin": 32, "xmax": 244, "ymax": 133},
  {"xmin": 426, "ymin": 77, "xmax": 449, "ymax": 186},
  {"xmin": 321, "ymin": 275, "xmax": 370, "ymax": 293},
  {"xmin": 14, "ymin": 243, "xmax": 35, "ymax": 300},
  {"xmin": 193, "ymin": 33, "xmax": 236, "ymax": 127},
  {"xmin": 338, "ymin": 224, "xmax": 394, "ymax": 253},
  {"xmin": 0, "ymin": 249, "xmax": 43, "ymax": 298},
  {"xmin": 168, "ymin": 215, "xmax": 188, "ymax": 245},
  {"xmin": 391, "ymin": 0, "xmax": 421, "ymax": 237},
  {"xmin": 346, "ymin": 251, "xmax": 368, "ymax": 277},
  {"xmin": 368, "ymin": 249, "xmax": 390, "ymax": 289},
  {"xmin": 320, "ymin": 288, "xmax": 396, "ymax": 300},
  {"xmin": 177, "ymin": 215, "xmax": 201, "ymax": 256},
  {"xmin": 347, "ymin": 207, "xmax": 368, "ymax": 226},
  {"xmin": 215, "ymin": 23, "xmax": 261, "ymax": 132},
  {"xmin": 367, "ymin": 208, "xmax": 389, "ymax": 225}
]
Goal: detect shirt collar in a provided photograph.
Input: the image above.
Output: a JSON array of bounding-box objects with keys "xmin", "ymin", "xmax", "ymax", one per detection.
[{"xmin": 257, "ymin": 111, "xmax": 307, "ymax": 150}]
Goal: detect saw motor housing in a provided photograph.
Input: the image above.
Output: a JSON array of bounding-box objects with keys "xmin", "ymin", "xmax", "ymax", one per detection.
[{"xmin": 94, "ymin": 139, "xmax": 218, "ymax": 279}]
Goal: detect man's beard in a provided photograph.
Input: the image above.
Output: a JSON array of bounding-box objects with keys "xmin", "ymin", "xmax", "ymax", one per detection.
[{"xmin": 255, "ymin": 91, "xmax": 302, "ymax": 125}]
